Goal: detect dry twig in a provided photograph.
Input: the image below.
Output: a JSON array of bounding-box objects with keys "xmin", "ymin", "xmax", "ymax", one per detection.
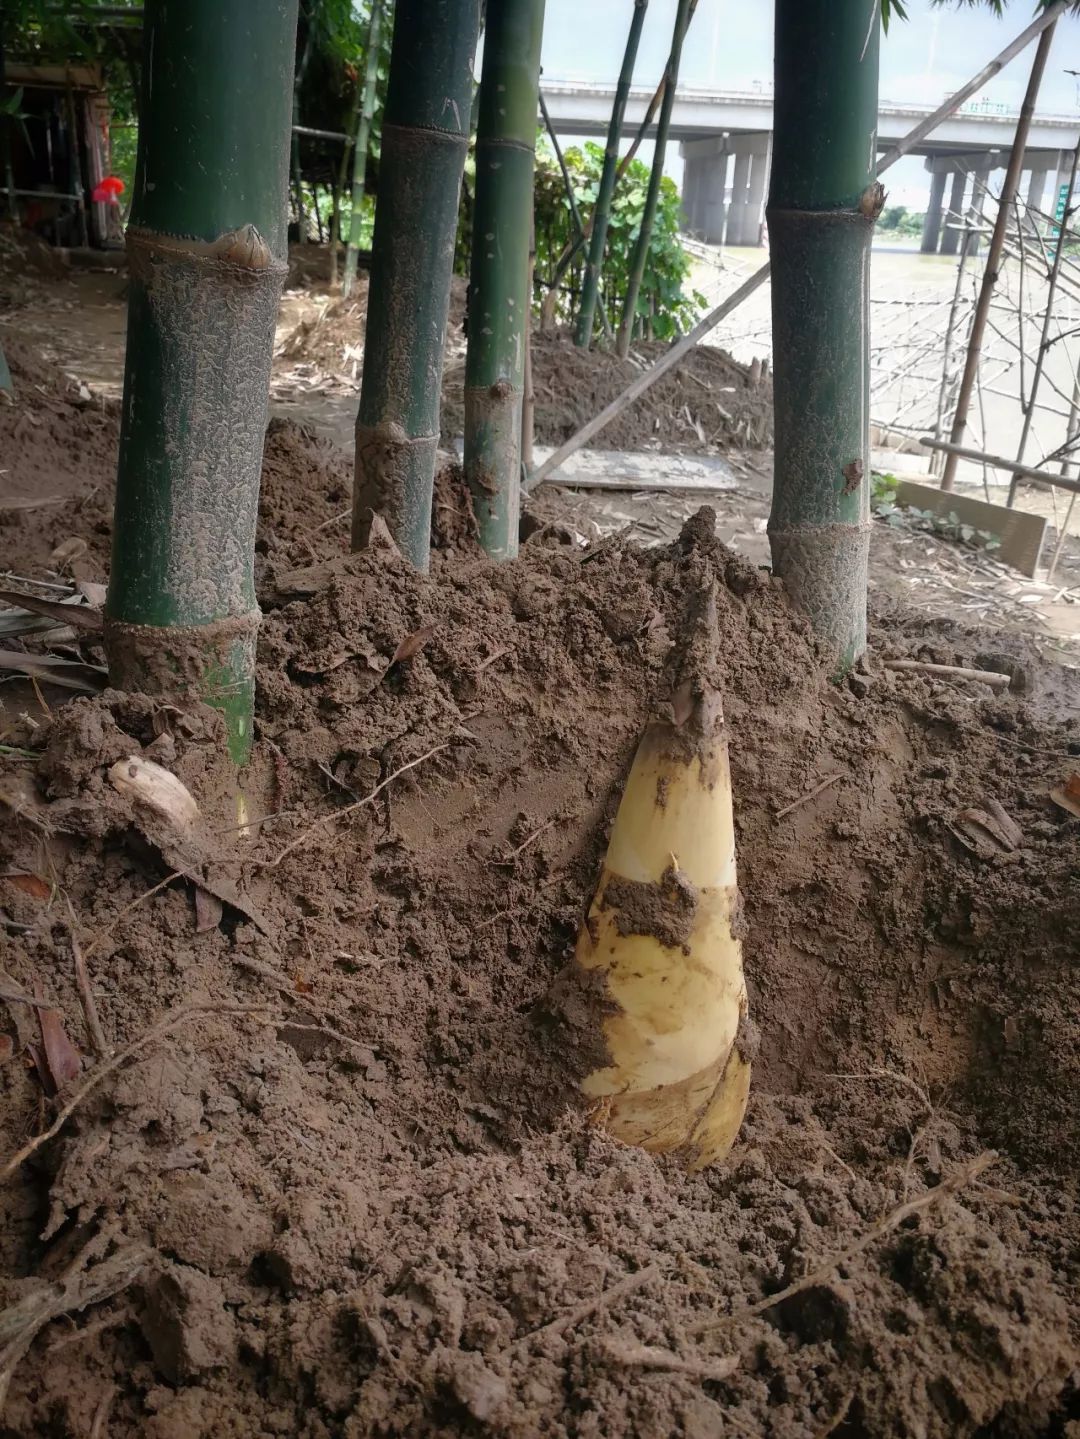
[
  {"xmin": 519, "ymin": 1264, "xmax": 662, "ymax": 1346},
  {"xmin": 259, "ymin": 742, "xmax": 450, "ymax": 869},
  {"xmin": 884, "ymin": 660, "xmax": 1010, "ymax": 689},
  {"xmin": 495, "ymin": 817, "xmax": 557, "ymax": 864},
  {"xmin": 64, "ymin": 896, "xmax": 108, "ymax": 1058},
  {"xmin": 691, "ymin": 1151, "xmax": 996, "ymax": 1335},
  {"xmin": 1, "ymin": 1002, "xmax": 271, "ymax": 1180},
  {"xmin": 775, "ymin": 773, "xmax": 842, "ymax": 820},
  {"xmin": 0, "ymin": 1246, "xmax": 146, "ymax": 1416}
]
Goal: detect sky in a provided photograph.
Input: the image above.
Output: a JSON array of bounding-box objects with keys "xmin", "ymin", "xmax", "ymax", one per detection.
[{"xmin": 536, "ymin": 0, "xmax": 1080, "ymax": 209}]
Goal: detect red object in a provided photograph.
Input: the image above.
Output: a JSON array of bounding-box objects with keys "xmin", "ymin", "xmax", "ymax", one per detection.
[{"xmin": 92, "ymin": 175, "xmax": 125, "ymax": 204}]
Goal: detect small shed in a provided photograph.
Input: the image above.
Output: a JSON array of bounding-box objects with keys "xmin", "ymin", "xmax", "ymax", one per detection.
[{"xmin": 4, "ymin": 62, "xmax": 116, "ymax": 248}]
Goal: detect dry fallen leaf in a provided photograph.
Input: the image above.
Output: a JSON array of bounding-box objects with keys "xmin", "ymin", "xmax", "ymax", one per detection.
[
  {"xmin": 50, "ymin": 537, "xmax": 89, "ymax": 567},
  {"xmin": 0, "ymin": 588, "xmax": 102, "ymax": 632},
  {"xmin": 194, "ymin": 885, "xmax": 224, "ymax": 934},
  {"xmin": 387, "ymin": 624, "xmax": 438, "ymax": 669},
  {"xmin": 35, "ymin": 986, "xmax": 81, "ymax": 1094},
  {"xmin": 950, "ymin": 798, "xmax": 1023, "ymax": 857},
  {"xmin": 1048, "ymin": 770, "xmax": 1080, "ymax": 819},
  {"xmin": 2, "ymin": 871, "xmax": 51, "ymax": 900}
]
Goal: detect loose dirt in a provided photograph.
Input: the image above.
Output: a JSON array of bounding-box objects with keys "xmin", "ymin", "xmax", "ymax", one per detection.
[
  {"xmin": 271, "ymin": 266, "xmax": 771, "ymax": 454},
  {"xmin": 1, "ymin": 341, "xmax": 1079, "ymax": 1436}
]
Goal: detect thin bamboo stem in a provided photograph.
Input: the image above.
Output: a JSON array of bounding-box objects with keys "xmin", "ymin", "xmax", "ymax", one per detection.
[
  {"xmin": 537, "ymin": 90, "xmax": 612, "ymax": 340},
  {"xmin": 343, "ymin": 0, "xmax": 384, "ymax": 299},
  {"xmin": 352, "ymin": 0, "xmax": 480, "ymax": 567},
  {"xmin": 941, "ymin": 23, "xmax": 1057, "ymax": 492},
  {"xmin": 1008, "ymin": 135, "xmax": 1080, "ymax": 505},
  {"xmin": 574, "ymin": 0, "xmax": 647, "ymax": 349},
  {"xmin": 616, "ymin": 0, "xmax": 692, "ymax": 359},
  {"xmin": 464, "ymin": 0, "xmax": 546, "ymax": 560}
]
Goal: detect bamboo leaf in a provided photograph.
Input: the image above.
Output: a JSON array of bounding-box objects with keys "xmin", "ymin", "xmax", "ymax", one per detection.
[{"xmin": 0, "ymin": 589, "xmax": 103, "ymax": 632}]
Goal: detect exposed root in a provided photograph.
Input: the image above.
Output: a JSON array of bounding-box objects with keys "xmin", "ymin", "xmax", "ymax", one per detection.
[
  {"xmin": 1, "ymin": 1002, "xmax": 272, "ymax": 1180},
  {"xmin": 0, "ymin": 1245, "xmax": 146, "ymax": 1416},
  {"xmin": 64, "ymin": 896, "xmax": 109, "ymax": 1058},
  {"xmin": 258, "ymin": 741, "xmax": 451, "ymax": 869},
  {"xmin": 775, "ymin": 772, "xmax": 843, "ymax": 819},
  {"xmin": 517, "ymin": 1264, "xmax": 664, "ymax": 1347},
  {"xmin": 81, "ymin": 870, "xmax": 186, "ymax": 962},
  {"xmin": 593, "ymin": 1338, "xmax": 739, "ymax": 1382},
  {"xmin": 691, "ymin": 1151, "xmax": 998, "ymax": 1335}
]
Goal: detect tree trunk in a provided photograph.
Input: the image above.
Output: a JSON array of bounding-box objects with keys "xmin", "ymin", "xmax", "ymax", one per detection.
[
  {"xmin": 104, "ymin": 0, "xmax": 298, "ymax": 764},
  {"xmin": 574, "ymin": 0, "xmax": 647, "ymax": 349},
  {"xmin": 343, "ymin": 0, "xmax": 385, "ymax": 299},
  {"xmin": 463, "ymin": 0, "xmax": 546, "ymax": 561},
  {"xmin": 616, "ymin": 0, "xmax": 691, "ymax": 359},
  {"xmin": 351, "ymin": 0, "xmax": 480, "ymax": 567},
  {"xmin": 766, "ymin": 0, "xmax": 881, "ymax": 670}
]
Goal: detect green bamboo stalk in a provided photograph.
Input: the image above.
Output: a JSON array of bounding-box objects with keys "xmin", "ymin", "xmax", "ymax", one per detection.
[
  {"xmin": 352, "ymin": 0, "xmax": 479, "ymax": 567},
  {"xmin": 291, "ymin": 19, "xmax": 314, "ymax": 241},
  {"xmin": 767, "ymin": 0, "xmax": 881, "ymax": 670},
  {"xmin": 104, "ymin": 0, "xmax": 298, "ymax": 764},
  {"xmin": 343, "ymin": 0, "xmax": 385, "ymax": 299},
  {"xmin": 464, "ymin": 0, "xmax": 547, "ymax": 561},
  {"xmin": 574, "ymin": 0, "xmax": 647, "ymax": 350},
  {"xmin": 615, "ymin": 0, "xmax": 691, "ymax": 359}
]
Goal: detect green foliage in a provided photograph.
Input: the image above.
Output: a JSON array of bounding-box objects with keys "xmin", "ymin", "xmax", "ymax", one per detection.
[
  {"xmin": 295, "ymin": 0, "xmax": 392, "ymax": 232},
  {"xmin": 870, "ymin": 469, "xmax": 898, "ymax": 506},
  {"xmin": 4, "ymin": 2, "xmax": 142, "ymax": 124},
  {"xmin": 529, "ymin": 137, "xmax": 704, "ymax": 340},
  {"xmin": 877, "ymin": 204, "xmax": 925, "ymax": 238},
  {"xmin": 871, "ymin": 476, "xmax": 1002, "ymax": 553},
  {"xmin": 883, "ymin": 0, "xmax": 1080, "ymax": 25}
]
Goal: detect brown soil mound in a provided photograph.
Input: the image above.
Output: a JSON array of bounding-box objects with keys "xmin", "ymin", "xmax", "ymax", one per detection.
[
  {"xmin": 277, "ymin": 288, "xmax": 771, "ymax": 456},
  {"xmin": 0, "ymin": 224, "xmax": 70, "ymax": 312},
  {"xmin": 0, "ymin": 339, "xmax": 119, "ymax": 510},
  {"xmin": 440, "ymin": 332, "xmax": 773, "ymax": 453},
  {"xmin": 1, "ymin": 490, "xmax": 1078, "ymax": 1436},
  {"xmin": 278, "ymin": 276, "xmax": 469, "ymax": 380}
]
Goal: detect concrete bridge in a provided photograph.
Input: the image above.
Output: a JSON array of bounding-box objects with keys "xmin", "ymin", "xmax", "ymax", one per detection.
[{"xmin": 541, "ymin": 80, "xmax": 1080, "ymax": 249}]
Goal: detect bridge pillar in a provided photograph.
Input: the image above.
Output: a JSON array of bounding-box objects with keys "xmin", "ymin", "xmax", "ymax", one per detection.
[
  {"xmin": 967, "ymin": 164, "xmax": 991, "ymax": 257},
  {"xmin": 679, "ymin": 139, "xmax": 729, "ymax": 243},
  {"xmin": 1026, "ymin": 167, "xmax": 1048, "ymax": 226},
  {"xmin": 682, "ymin": 157, "xmax": 702, "ymax": 233},
  {"xmin": 940, "ymin": 169, "xmax": 967, "ymax": 257},
  {"xmin": 725, "ymin": 134, "xmax": 769, "ymax": 247},
  {"xmin": 921, "ymin": 169, "xmax": 947, "ymax": 254},
  {"xmin": 744, "ymin": 143, "xmax": 770, "ymax": 247},
  {"xmin": 726, "ymin": 148, "xmax": 752, "ymax": 247},
  {"xmin": 702, "ymin": 152, "xmax": 729, "ymax": 243}
]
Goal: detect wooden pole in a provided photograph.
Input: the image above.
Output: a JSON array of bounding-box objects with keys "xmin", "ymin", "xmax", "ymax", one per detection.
[
  {"xmin": 920, "ymin": 435, "xmax": 1080, "ymax": 498},
  {"xmin": 939, "ymin": 22, "xmax": 1057, "ymax": 492},
  {"xmin": 524, "ymin": 264, "xmax": 771, "ymax": 491}
]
